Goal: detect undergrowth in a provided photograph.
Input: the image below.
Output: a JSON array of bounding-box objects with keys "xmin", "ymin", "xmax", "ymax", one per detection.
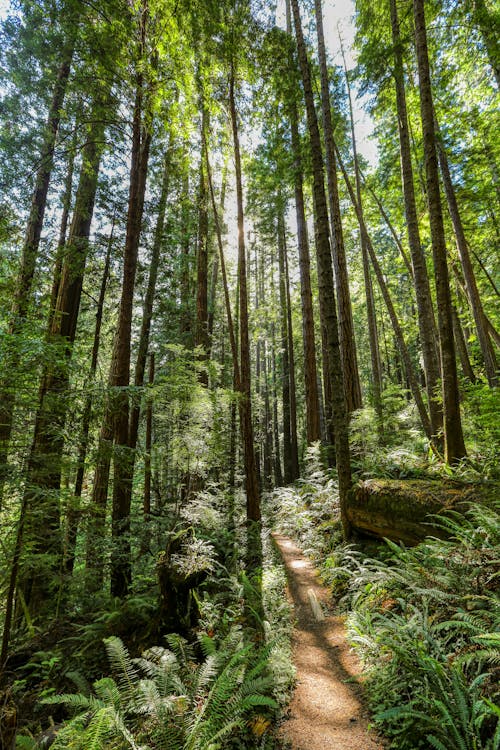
[
  {"xmin": 271, "ymin": 446, "xmax": 500, "ymax": 749},
  {"xmin": 10, "ymin": 485, "xmax": 294, "ymax": 749}
]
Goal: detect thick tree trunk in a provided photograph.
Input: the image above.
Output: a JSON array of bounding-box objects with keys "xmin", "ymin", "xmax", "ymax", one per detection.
[
  {"xmin": 229, "ymin": 65, "xmax": 260, "ymax": 523},
  {"xmin": 284, "ymin": 16, "xmax": 321, "ymax": 445},
  {"xmin": 291, "ymin": 0, "xmax": 352, "ymax": 537},
  {"xmin": 390, "ymin": 0, "xmax": 443, "ymax": 442},
  {"xmin": 313, "ymin": 0, "xmax": 362, "ymax": 415},
  {"xmin": 413, "ymin": 0, "xmax": 466, "ymax": 463}
]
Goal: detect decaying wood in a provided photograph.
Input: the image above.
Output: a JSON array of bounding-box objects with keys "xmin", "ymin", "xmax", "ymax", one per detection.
[{"xmin": 348, "ymin": 479, "xmax": 497, "ymax": 545}]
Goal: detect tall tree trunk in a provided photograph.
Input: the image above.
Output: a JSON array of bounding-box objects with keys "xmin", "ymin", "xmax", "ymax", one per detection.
[
  {"xmin": 451, "ymin": 305, "xmax": 476, "ymax": 383},
  {"xmin": 286, "ymin": 67, "xmax": 321, "ymax": 444},
  {"xmin": 143, "ymin": 352, "xmax": 155, "ymax": 519},
  {"xmin": 335, "ymin": 146, "xmax": 433, "ymax": 441},
  {"xmin": 340, "ymin": 41, "xmax": 382, "ymax": 427},
  {"xmin": 435, "ymin": 120, "xmax": 498, "ymax": 386},
  {"xmin": 278, "ymin": 212, "xmax": 293, "ymax": 483},
  {"xmin": 413, "ymin": 0, "xmax": 467, "ymax": 463},
  {"xmin": 291, "ymin": 0, "xmax": 352, "ymax": 537},
  {"xmin": 110, "ymin": 22, "xmax": 153, "ymax": 597},
  {"xmin": 109, "ymin": 146, "xmax": 167, "ymax": 595},
  {"xmin": 390, "ymin": 0, "xmax": 443, "ymax": 442},
  {"xmin": 19, "ymin": 98, "xmax": 107, "ymax": 615},
  {"xmin": 47, "ymin": 122, "xmax": 79, "ymax": 334},
  {"xmin": 283, "ymin": 230, "xmax": 299, "ymax": 478},
  {"xmin": 0, "ymin": 40, "xmax": 75, "ymax": 501},
  {"xmin": 64, "ymin": 218, "xmax": 114, "ymax": 576},
  {"xmin": 313, "ymin": 0, "xmax": 362, "ymax": 414},
  {"xmin": 195, "ymin": 112, "xmax": 210, "ymax": 385},
  {"xmin": 229, "ymin": 64, "xmax": 260, "ymax": 523}
]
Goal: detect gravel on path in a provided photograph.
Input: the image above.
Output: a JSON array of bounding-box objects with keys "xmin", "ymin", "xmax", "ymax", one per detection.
[{"xmin": 273, "ymin": 534, "xmax": 386, "ymax": 750}]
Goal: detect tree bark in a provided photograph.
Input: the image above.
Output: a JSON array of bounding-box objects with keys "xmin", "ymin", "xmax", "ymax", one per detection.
[
  {"xmin": 64, "ymin": 218, "xmax": 114, "ymax": 576},
  {"xmin": 110, "ymin": 20, "xmax": 153, "ymax": 597},
  {"xmin": 335, "ymin": 146, "xmax": 433, "ymax": 442},
  {"xmin": 291, "ymin": 0, "xmax": 352, "ymax": 537},
  {"xmin": 340, "ymin": 41, "xmax": 382, "ymax": 427},
  {"xmin": 435, "ymin": 119, "xmax": 498, "ymax": 386},
  {"xmin": 286, "ymin": 61, "xmax": 321, "ymax": 444},
  {"xmin": 0, "ymin": 39, "xmax": 75, "ymax": 501},
  {"xmin": 284, "ymin": 232, "xmax": 300, "ymax": 478},
  {"xmin": 390, "ymin": 0, "xmax": 443, "ymax": 441},
  {"xmin": 413, "ymin": 0, "xmax": 467, "ymax": 463},
  {"xmin": 278, "ymin": 212, "xmax": 293, "ymax": 483},
  {"xmin": 312, "ymin": 0, "xmax": 362, "ymax": 415},
  {"xmin": 229, "ymin": 64, "xmax": 260, "ymax": 523},
  {"xmin": 19, "ymin": 96, "xmax": 107, "ymax": 615}
]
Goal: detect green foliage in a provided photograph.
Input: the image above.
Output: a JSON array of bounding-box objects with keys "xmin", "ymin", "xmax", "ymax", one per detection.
[
  {"xmin": 337, "ymin": 503, "xmax": 500, "ymax": 748},
  {"xmin": 41, "ymin": 629, "xmax": 278, "ymax": 750}
]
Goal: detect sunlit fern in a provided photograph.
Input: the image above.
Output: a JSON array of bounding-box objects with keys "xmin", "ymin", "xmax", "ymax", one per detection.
[{"xmin": 42, "ymin": 629, "xmax": 277, "ymax": 750}]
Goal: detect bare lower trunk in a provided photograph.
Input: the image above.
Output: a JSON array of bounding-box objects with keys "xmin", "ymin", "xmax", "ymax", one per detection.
[
  {"xmin": 229, "ymin": 65, "xmax": 260, "ymax": 523},
  {"xmin": 313, "ymin": 0, "xmax": 362, "ymax": 414},
  {"xmin": 291, "ymin": 0, "xmax": 352, "ymax": 537},
  {"xmin": 435, "ymin": 119, "xmax": 497, "ymax": 386},
  {"xmin": 413, "ymin": 0, "xmax": 466, "ymax": 463},
  {"xmin": 335, "ymin": 146, "xmax": 433, "ymax": 442},
  {"xmin": 390, "ymin": 0, "xmax": 443, "ymax": 441},
  {"xmin": 0, "ymin": 40, "xmax": 75, "ymax": 501}
]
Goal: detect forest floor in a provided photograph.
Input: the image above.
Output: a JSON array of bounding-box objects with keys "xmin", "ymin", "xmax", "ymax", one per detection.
[{"xmin": 272, "ymin": 534, "xmax": 386, "ymax": 750}]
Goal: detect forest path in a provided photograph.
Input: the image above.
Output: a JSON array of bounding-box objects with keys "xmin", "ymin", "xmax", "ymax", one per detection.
[{"xmin": 272, "ymin": 534, "xmax": 386, "ymax": 750}]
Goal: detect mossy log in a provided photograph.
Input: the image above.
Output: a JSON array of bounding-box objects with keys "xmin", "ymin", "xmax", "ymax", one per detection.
[{"xmin": 347, "ymin": 478, "xmax": 497, "ymax": 544}]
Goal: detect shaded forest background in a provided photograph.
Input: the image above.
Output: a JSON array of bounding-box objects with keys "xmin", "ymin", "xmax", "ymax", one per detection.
[{"xmin": 0, "ymin": 0, "xmax": 498, "ymax": 746}]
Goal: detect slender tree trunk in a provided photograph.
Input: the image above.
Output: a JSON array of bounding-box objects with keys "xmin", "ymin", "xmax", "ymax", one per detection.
[
  {"xmin": 413, "ymin": 0, "xmax": 466, "ymax": 463},
  {"xmin": 335, "ymin": 146, "xmax": 433, "ymax": 441},
  {"xmin": 196, "ymin": 113, "xmax": 210, "ymax": 385},
  {"xmin": 143, "ymin": 352, "xmax": 155, "ymax": 517},
  {"xmin": 271, "ymin": 324, "xmax": 283, "ymax": 486},
  {"xmin": 64, "ymin": 219, "xmax": 114, "ymax": 575},
  {"xmin": 229, "ymin": 64, "xmax": 260, "ymax": 523},
  {"xmin": 390, "ymin": 0, "xmax": 443, "ymax": 442},
  {"xmin": 363, "ymin": 177, "xmax": 414, "ymax": 278},
  {"xmin": 291, "ymin": 0, "xmax": 352, "ymax": 537},
  {"xmin": 340, "ymin": 41, "xmax": 382, "ymax": 427},
  {"xmin": 284, "ymin": 231, "xmax": 299, "ymax": 478},
  {"xmin": 0, "ymin": 40, "xmax": 75, "ymax": 500},
  {"xmin": 278, "ymin": 213, "xmax": 292, "ymax": 483},
  {"xmin": 451, "ymin": 305, "xmax": 476, "ymax": 383},
  {"xmin": 110, "ymin": 26, "xmax": 153, "ymax": 597},
  {"xmin": 435, "ymin": 120, "xmax": 498, "ymax": 385},
  {"xmin": 288, "ymin": 100, "xmax": 321, "ymax": 444},
  {"xmin": 313, "ymin": 0, "xmax": 362, "ymax": 414},
  {"xmin": 19, "ymin": 99, "xmax": 107, "ymax": 615}
]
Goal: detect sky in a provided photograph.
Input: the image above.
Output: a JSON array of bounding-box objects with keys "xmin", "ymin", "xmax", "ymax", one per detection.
[{"xmin": 275, "ymin": 0, "xmax": 377, "ymax": 166}]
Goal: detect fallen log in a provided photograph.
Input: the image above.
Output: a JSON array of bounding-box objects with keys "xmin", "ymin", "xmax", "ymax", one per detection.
[{"xmin": 347, "ymin": 478, "xmax": 498, "ymax": 545}]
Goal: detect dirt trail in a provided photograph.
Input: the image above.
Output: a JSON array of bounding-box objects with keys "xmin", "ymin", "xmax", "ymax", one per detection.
[{"xmin": 273, "ymin": 534, "xmax": 386, "ymax": 750}]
